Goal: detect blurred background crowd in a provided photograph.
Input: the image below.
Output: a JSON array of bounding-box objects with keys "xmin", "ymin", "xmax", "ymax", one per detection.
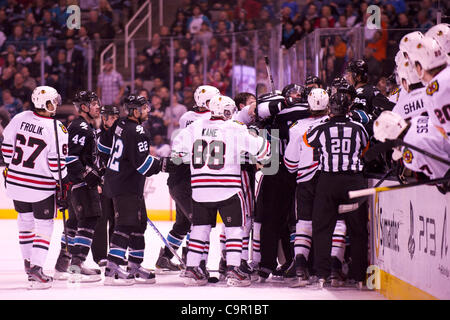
[{"xmin": 0, "ymin": 0, "xmax": 448, "ymax": 148}]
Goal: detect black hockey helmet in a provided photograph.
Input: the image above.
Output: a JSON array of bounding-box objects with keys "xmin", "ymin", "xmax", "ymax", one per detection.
[
  {"xmin": 328, "ymin": 92, "xmax": 352, "ymax": 116},
  {"xmin": 100, "ymin": 104, "xmax": 120, "ymax": 116},
  {"xmin": 305, "ymin": 75, "xmax": 323, "ymax": 88},
  {"xmin": 73, "ymin": 90, "xmax": 99, "ymax": 107},
  {"xmin": 345, "ymin": 59, "xmax": 368, "ymax": 83},
  {"xmin": 124, "ymin": 94, "xmax": 148, "ymax": 113},
  {"xmin": 336, "ymin": 79, "xmax": 356, "ymax": 100},
  {"xmin": 282, "ymin": 83, "xmax": 307, "ymax": 105}
]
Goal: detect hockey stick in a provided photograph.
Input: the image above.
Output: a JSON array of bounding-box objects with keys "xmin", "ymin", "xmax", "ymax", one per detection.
[
  {"xmin": 146, "ymin": 217, "xmax": 186, "ymax": 269},
  {"xmin": 53, "ymin": 119, "xmax": 69, "ymax": 252},
  {"xmin": 349, "ymin": 176, "xmax": 450, "ymax": 199},
  {"xmin": 264, "ymin": 56, "xmax": 276, "ymax": 94}
]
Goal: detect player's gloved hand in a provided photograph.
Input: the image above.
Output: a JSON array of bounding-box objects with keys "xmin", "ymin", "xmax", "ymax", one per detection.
[
  {"xmin": 82, "ymin": 166, "xmax": 102, "ymax": 189},
  {"xmin": 349, "ymin": 109, "xmax": 370, "ymax": 125},
  {"xmin": 159, "ymin": 157, "xmax": 178, "ymax": 173},
  {"xmin": 56, "ymin": 177, "xmax": 71, "ymax": 210},
  {"xmin": 2, "ymin": 166, "xmax": 8, "ymax": 188}
]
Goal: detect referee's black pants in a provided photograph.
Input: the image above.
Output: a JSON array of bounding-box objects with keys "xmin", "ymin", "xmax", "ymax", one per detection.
[
  {"xmin": 257, "ymin": 165, "xmax": 296, "ymax": 272},
  {"xmin": 312, "ymin": 172, "xmax": 368, "ymax": 281}
]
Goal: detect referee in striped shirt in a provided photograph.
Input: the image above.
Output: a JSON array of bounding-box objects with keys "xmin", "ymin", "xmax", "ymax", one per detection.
[{"xmin": 305, "ymin": 92, "xmax": 369, "ymax": 286}]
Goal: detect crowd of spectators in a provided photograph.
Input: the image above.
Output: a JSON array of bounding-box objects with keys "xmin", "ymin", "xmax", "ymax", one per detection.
[{"xmin": 0, "ymin": 0, "xmax": 447, "ymax": 150}]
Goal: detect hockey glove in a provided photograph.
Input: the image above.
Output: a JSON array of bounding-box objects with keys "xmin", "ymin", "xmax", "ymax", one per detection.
[
  {"xmin": 82, "ymin": 166, "xmax": 102, "ymax": 189},
  {"xmin": 160, "ymin": 157, "xmax": 178, "ymax": 173},
  {"xmin": 56, "ymin": 177, "xmax": 71, "ymax": 210},
  {"xmin": 349, "ymin": 109, "xmax": 370, "ymax": 125}
]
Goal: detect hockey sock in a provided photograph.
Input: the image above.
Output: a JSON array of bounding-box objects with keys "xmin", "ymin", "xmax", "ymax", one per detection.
[
  {"xmin": 186, "ymin": 225, "xmax": 211, "ymax": 267},
  {"xmin": 294, "ymin": 220, "xmax": 313, "ymax": 259},
  {"xmin": 72, "ymin": 217, "xmax": 97, "ymax": 262},
  {"xmin": 219, "ymin": 225, "xmax": 226, "ymax": 259},
  {"xmin": 331, "ymin": 219, "xmax": 347, "ymax": 265},
  {"xmin": 241, "ymin": 234, "xmax": 250, "ymax": 261},
  {"xmin": 17, "ymin": 212, "xmax": 34, "ymax": 262},
  {"xmin": 31, "ymin": 218, "xmax": 54, "ymax": 267},
  {"xmin": 108, "ymin": 227, "xmax": 131, "ymax": 265},
  {"xmin": 252, "ymin": 222, "xmax": 261, "ymax": 264},
  {"xmin": 128, "ymin": 232, "xmax": 145, "ymax": 265},
  {"xmin": 165, "ymin": 229, "xmax": 185, "ymax": 258},
  {"xmin": 225, "ymin": 227, "xmax": 243, "ymax": 267},
  {"xmin": 63, "ymin": 227, "xmax": 77, "ymax": 257}
]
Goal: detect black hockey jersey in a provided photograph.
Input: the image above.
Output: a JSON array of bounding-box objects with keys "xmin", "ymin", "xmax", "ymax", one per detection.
[
  {"xmin": 103, "ymin": 118, "xmax": 160, "ymax": 197},
  {"xmin": 352, "ymin": 84, "xmax": 394, "ymax": 116},
  {"xmin": 66, "ymin": 117, "xmax": 98, "ymax": 184}
]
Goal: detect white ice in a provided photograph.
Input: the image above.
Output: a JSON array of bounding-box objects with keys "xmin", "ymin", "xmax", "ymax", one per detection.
[{"xmin": 0, "ymin": 219, "xmax": 385, "ymax": 300}]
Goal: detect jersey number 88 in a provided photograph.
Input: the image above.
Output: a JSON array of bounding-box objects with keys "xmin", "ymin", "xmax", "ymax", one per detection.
[{"xmin": 192, "ymin": 139, "xmax": 225, "ymax": 170}]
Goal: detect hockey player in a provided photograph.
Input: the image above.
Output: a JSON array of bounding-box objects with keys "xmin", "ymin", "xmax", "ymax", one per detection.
[
  {"xmin": 391, "ymin": 51, "xmax": 428, "ymax": 120},
  {"xmin": 373, "ymin": 111, "xmax": 450, "ymax": 192},
  {"xmin": 306, "ymin": 92, "xmax": 370, "ymax": 288},
  {"xmin": 254, "ymin": 83, "xmax": 310, "ymax": 281},
  {"xmin": 425, "ymin": 23, "xmax": 450, "ymax": 62},
  {"xmin": 102, "ymin": 94, "xmax": 173, "ymax": 285},
  {"xmin": 403, "ymin": 31, "xmax": 450, "ymax": 139},
  {"xmin": 155, "ymin": 85, "xmax": 219, "ymax": 274},
  {"xmin": 54, "ymin": 91, "xmax": 103, "ymax": 282},
  {"xmin": 91, "ymin": 104, "xmax": 120, "ymax": 267},
  {"xmin": 172, "ymin": 94, "xmax": 271, "ymax": 287},
  {"xmin": 2, "ymin": 86, "xmax": 67, "ymax": 289}
]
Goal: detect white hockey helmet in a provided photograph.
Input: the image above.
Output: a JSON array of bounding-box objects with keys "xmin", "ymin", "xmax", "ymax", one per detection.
[
  {"xmin": 373, "ymin": 111, "xmax": 408, "ymax": 143},
  {"xmin": 425, "ymin": 24, "xmax": 450, "ymax": 59},
  {"xmin": 395, "ymin": 51, "xmax": 420, "ymax": 87},
  {"xmin": 31, "ymin": 86, "xmax": 62, "ymax": 115},
  {"xmin": 307, "ymin": 88, "xmax": 329, "ymax": 111},
  {"xmin": 209, "ymin": 94, "xmax": 236, "ymax": 119},
  {"xmin": 194, "ymin": 85, "xmax": 220, "ymax": 109},
  {"xmin": 399, "ymin": 31, "xmax": 424, "ymax": 58},
  {"xmin": 406, "ymin": 36, "xmax": 447, "ymax": 79}
]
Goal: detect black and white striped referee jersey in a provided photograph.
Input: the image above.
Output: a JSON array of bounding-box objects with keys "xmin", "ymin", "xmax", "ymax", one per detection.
[{"xmin": 305, "ymin": 115, "xmax": 369, "ymax": 173}]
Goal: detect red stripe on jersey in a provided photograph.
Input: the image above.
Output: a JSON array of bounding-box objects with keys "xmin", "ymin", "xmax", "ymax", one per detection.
[
  {"xmin": 191, "ymin": 179, "xmax": 241, "ymax": 184},
  {"xmin": 34, "ymin": 239, "xmax": 50, "ymax": 245},
  {"xmin": 284, "ymin": 160, "xmax": 298, "ymax": 168},
  {"xmin": 7, "ymin": 174, "xmax": 56, "ymax": 186},
  {"xmin": 19, "ymin": 234, "xmax": 35, "ymax": 239},
  {"xmin": 1, "ymin": 148, "xmax": 12, "ymax": 153},
  {"xmin": 226, "ymin": 244, "xmax": 242, "ymax": 248},
  {"xmin": 253, "ymin": 243, "xmax": 260, "ymax": 248},
  {"xmin": 332, "ymin": 239, "xmax": 346, "ymax": 243},
  {"xmin": 48, "ymin": 163, "xmax": 65, "ymax": 167},
  {"xmin": 188, "ymin": 243, "xmax": 205, "ymax": 250}
]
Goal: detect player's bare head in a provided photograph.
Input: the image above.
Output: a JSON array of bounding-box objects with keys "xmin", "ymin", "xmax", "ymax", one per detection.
[
  {"xmin": 124, "ymin": 94, "xmax": 149, "ymax": 123},
  {"xmin": 31, "ymin": 86, "xmax": 61, "ymax": 116},
  {"xmin": 234, "ymin": 92, "xmax": 256, "ymax": 111},
  {"xmin": 73, "ymin": 90, "xmax": 101, "ymax": 119},
  {"xmin": 209, "ymin": 94, "xmax": 236, "ymax": 120},
  {"xmin": 194, "ymin": 85, "xmax": 220, "ymax": 110}
]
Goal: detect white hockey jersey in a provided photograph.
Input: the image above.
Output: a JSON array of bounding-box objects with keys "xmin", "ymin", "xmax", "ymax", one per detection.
[
  {"xmin": 171, "ymin": 118, "xmax": 270, "ymax": 202},
  {"xmin": 284, "ymin": 115, "xmax": 328, "ymax": 183},
  {"xmin": 392, "ymin": 86, "xmax": 428, "ymax": 120},
  {"xmin": 178, "ymin": 109, "xmax": 211, "ymax": 129},
  {"xmin": 400, "ymin": 116, "xmax": 450, "ymax": 180},
  {"xmin": 2, "ymin": 111, "xmax": 68, "ymax": 202},
  {"xmin": 424, "ymin": 65, "xmax": 450, "ymax": 137}
]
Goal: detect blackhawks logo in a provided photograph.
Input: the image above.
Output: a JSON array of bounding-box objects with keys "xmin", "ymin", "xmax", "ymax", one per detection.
[
  {"xmin": 403, "ymin": 148, "xmax": 413, "ymax": 163},
  {"xmin": 426, "ymin": 80, "xmax": 439, "ymax": 96}
]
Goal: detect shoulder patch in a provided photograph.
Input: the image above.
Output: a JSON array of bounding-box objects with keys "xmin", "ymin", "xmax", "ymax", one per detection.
[
  {"xmin": 136, "ymin": 125, "xmax": 145, "ymax": 134},
  {"xmin": 80, "ymin": 122, "xmax": 89, "ymax": 130},
  {"xmin": 402, "ymin": 148, "xmax": 413, "ymax": 163},
  {"xmin": 59, "ymin": 123, "xmax": 68, "ymax": 134},
  {"xmin": 426, "ymin": 80, "xmax": 439, "ymax": 96},
  {"xmin": 390, "ymin": 87, "xmax": 399, "ymax": 96}
]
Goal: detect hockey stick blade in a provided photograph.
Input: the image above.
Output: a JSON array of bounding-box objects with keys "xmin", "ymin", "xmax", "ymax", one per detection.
[{"xmin": 146, "ymin": 217, "xmax": 186, "ymax": 269}]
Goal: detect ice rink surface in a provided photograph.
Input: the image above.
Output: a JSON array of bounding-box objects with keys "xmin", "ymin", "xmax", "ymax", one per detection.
[{"xmin": 0, "ymin": 219, "xmax": 385, "ymax": 300}]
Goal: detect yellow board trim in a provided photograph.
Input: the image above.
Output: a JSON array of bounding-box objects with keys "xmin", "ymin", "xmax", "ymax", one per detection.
[
  {"xmin": 378, "ymin": 269, "xmax": 438, "ymax": 300},
  {"xmin": 0, "ymin": 209, "xmax": 224, "ymax": 223}
]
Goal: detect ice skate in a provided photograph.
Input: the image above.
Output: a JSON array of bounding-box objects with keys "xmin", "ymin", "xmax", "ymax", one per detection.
[
  {"xmin": 155, "ymin": 248, "xmax": 181, "ymax": 274},
  {"xmin": 289, "ymin": 255, "xmax": 310, "ymax": 288},
  {"xmin": 53, "ymin": 252, "xmax": 71, "ymax": 281},
  {"xmin": 226, "ymin": 266, "xmax": 251, "ymax": 287},
  {"xmin": 218, "ymin": 257, "xmax": 227, "ymax": 281},
  {"xmin": 127, "ymin": 262, "xmax": 156, "ymax": 284},
  {"xmin": 69, "ymin": 257, "xmax": 101, "ymax": 283},
  {"xmin": 181, "ymin": 266, "xmax": 208, "ymax": 286},
  {"xmin": 28, "ymin": 265, "xmax": 53, "ymax": 290},
  {"xmin": 104, "ymin": 261, "xmax": 135, "ymax": 286},
  {"xmin": 239, "ymin": 259, "xmax": 259, "ymax": 282}
]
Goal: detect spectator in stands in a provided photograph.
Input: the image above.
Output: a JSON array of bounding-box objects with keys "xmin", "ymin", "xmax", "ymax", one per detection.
[
  {"xmin": 184, "ymin": 62, "xmax": 199, "ymax": 89},
  {"xmin": 40, "ymin": 9, "xmax": 61, "ymax": 47},
  {"xmin": 150, "ymin": 77, "xmax": 164, "ymax": 96},
  {"xmin": 144, "ymin": 94, "xmax": 167, "ymax": 138},
  {"xmin": 281, "ymin": 19, "xmax": 301, "ymax": 49},
  {"xmin": 20, "ymin": 66, "xmax": 36, "ymax": 90},
  {"xmin": 182, "ymin": 85, "xmax": 195, "ymax": 110},
  {"xmin": 50, "ymin": 0, "xmax": 70, "ymax": 27},
  {"xmin": 2, "ymin": 0, "xmax": 25, "ymax": 25},
  {"xmin": 28, "ymin": 0, "xmax": 48, "ymax": 22},
  {"xmin": 149, "ymin": 53, "xmax": 169, "ymax": 86},
  {"xmin": 177, "ymin": 0, "xmax": 194, "ymax": 18},
  {"xmin": 48, "ymin": 49, "xmax": 69, "ymax": 99},
  {"xmin": 171, "ymin": 10, "xmax": 187, "ymax": 36},
  {"xmin": 5, "ymin": 24, "xmax": 27, "ymax": 52},
  {"xmin": 344, "ymin": 3, "xmax": 358, "ymax": 27},
  {"xmin": 136, "ymin": 52, "xmax": 150, "ymax": 80},
  {"xmin": 256, "ymin": 7, "xmax": 273, "ymax": 29},
  {"xmin": 335, "ymin": 15, "xmax": 348, "ymax": 28},
  {"xmin": 22, "ymin": 12, "xmax": 36, "ymax": 39},
  {"xmin": 387, "ymin": 0, "xmax": 407, "ymax": 15},
  {"xmin": 156, "ymin": 86, "xmax": 170, "ymax": 110},
  {"xmin": 186, "ymin": 4, "xmax": 211, "ymax": 35},
  {"xmin": 29, "ymin": 25, "xmax": 47, "ymax": 50},
  {"xmin": 99, "ymin": 0, "xmax": 113, "ymax": 25},
  {"xmin": 164, "ymin": 93, "xmax": 187, "ymax": 140},
  {"xmin": 302, "ymin": 18, "xmax": 314, "ymax": 36},
  {"xmin": 303, "ymin": 3, "xmax": 320, "ymax": 24},
  {"xmin": 210, "ymin": 50, "xmax": 232, "ymax": 79},
  {"xmin": 65, "ymin": 38, "xmax": 84, "ymax": 97},
  {"xmin": 208, "ymin": 70, "xmax": 228, "ymax": 95},
  {"xmin": 0, "ymin": 9, "xmax": 11, "ymax": 37},
  {"xmin": 1, "ymin": 88, "xmax": 22, "ymax": 118},
  {"xmin": 363, "ymin": 46, "xmax": 382, "ymax": 85},
  {"xmin": 233, "ymin": 8, "xmax": 247, "ymax": 33},
  {"xmin": 213, "ymin": 10, "xmax": 234, "ymax": 33},
  {"xmin": 416, "ymin": 10, "xmax": 433, "ymax": 33},
  {"xmin": 234, "ymin": 0, "xmax": 262, "ymax": 22},
  {"xmin": 198, "ymin": 0, "xmax": 212, "ymax": 20},
  {"xmin": 176, "ymin": 47, "xmax": 190, "ymax": 75},
  {"xmin": 144, "ymin": 33, "xmax": 168, "ymax": 63},
  {"xmin": 173, "ymin": 80, "xmax": 184, "ymax": 105},
  {"xmin": 16, "ymin": 48, "xmax": 32, "ymax": 68},
  {"xmin": 193, "ymin": 21, "xmax": 213, "ymax": 45},
  {"xmin": 173, "ymin": 61, "xmax": 185, "ymax": 86},
  {"xmin": 10, "ymin": 71, "xmax": 32, "ymax": 110},
  {"xmin": 333, "ymin": 35, "xmax": 347, "ymax": 75},
  {"xmin": 1, "ymin": 65, "xmax": 15, "ymax": 91},
  {"xmin": 191, "ymin": 74, "xmax": 203, "ymax": 91},
  {"xmin": 28, "ymin": 49, "xmax": 52, "ymax": 83},
  {"xmin": 314, "ymin": 5, "xmax": 335, "ymax": 28},
  {"xmin": 282, "ymin": 1, "xmax": 299, "ymax": 20},
  {"xmin": 97, "ymin": 58, "xmax": 125, "ymax": 106}
]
